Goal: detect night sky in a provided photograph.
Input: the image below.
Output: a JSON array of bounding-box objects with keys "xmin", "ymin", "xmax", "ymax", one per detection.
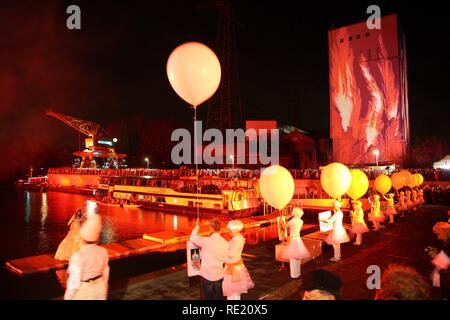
[{"xmin": 1, "ymin": 0, "xmax": 449, "ymax": 181}]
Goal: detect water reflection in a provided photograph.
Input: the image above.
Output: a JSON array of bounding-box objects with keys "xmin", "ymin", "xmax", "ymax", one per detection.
[
  {"xmin": 10, "ymin": 191, "xmax": 207, "ymax": 257},
  {"xmin": 38, "ymin": 193, "xmax": 50, "ymax": 253},
  {"xmin": 101, "ymin": 218, "xmax": 116, "ymax": 244},
  {"xmin": 40, "ymin": 193, "xmax": 48, "ymax": 229},
  {"xmin": 24, "ymin": 192, "xmax": 30, "ymax": 224}
]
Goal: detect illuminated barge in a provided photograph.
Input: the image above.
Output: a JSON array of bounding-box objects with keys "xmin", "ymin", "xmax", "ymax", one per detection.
[{"xmin": 96, "ymin": 175, "xmax": 261, "ymax": 218}]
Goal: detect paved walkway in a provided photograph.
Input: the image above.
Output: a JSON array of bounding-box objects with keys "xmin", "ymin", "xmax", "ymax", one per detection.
[{"xmin": 108, "ymin": 205, "xmax": 449, "ymax": 300}]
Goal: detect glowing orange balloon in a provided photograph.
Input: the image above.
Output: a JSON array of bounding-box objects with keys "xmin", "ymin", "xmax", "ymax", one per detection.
[
  {"xmin": 391, "ymin": 172, "xmax": 404, "ymax": 190},
  {"xmin": 416, "ymin": 173, "xmax": 424, "ymax": 186},
  {"xmin": 320, "ymin": 162, "xmax": 352, "ymax": 199},
  {"xmin": 167, "ymin": 42, "xmax": 221, "ymax": 107},
  {"xmin": 375, "ymin": 174, "xmax": 392, "ymax": 195},
  {"xmin": 347, "ymin": 169, "xmax": 369, "ymax": 200},
  {"xmin": 398, "ymin": 170, "xmax": 414, "ymax": 188},
  {"xmin": 401, "ymin": 171, "xmax": 415, "ymax": 188}
]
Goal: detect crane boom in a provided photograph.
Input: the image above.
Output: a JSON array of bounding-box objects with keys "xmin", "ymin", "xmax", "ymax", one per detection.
[{"xmin": 46, "ymin": 111, "xmax": 107, "ymax": 138}]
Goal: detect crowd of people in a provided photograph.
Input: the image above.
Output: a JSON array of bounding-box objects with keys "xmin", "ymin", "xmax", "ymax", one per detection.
[
  {"xmin": 423, "ymin": 185, "xmax": 450, "ymax": 205},
  {"xmin": 48, "ymin": 166, "xmax": 450, "ymax": 182}
]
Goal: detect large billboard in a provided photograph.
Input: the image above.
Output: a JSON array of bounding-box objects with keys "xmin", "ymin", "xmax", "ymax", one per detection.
[{"xmin": 329, "ymin": 14, "xmax": 409, "ymax": 165}]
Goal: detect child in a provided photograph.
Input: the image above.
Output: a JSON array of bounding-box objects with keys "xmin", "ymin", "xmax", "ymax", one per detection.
[
  {"xmin": 398, "ymin": 191, "xmax": 408, "ymax": 218},
  {"xmin": 222, "ymin": 220, "xmax": 254, "ymax": 300},
  {"xmin": 369, "ymin": 195, "xmax": 385, "ymax": 230},
  {"xmin": 406, "ymin": 190, "xmax": 414, "ymax": 212},
  {"xmin": 383, "ymin": 193, "xmax": 398, "ymax": 224},
  {"xmin": 350, "ymin": 200, "xmax": 369, "ymax": 245},
  {"xmin": 322, "ymin": 201, "xmax": 349, "ymax": 262},
  {"xmin": 412, "ymin": 189, "xmax": 419, "ymax": 211},
  {"xmin": 281, "ymin": 208, "xmax": 311, "ymax": 278},
  {"xmin": 419, "ymin": 188, "xmax": 425, "ymax": 205}
]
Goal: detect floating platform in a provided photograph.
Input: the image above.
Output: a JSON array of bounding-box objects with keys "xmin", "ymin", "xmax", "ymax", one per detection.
[{"xmin": 5, "ymin": 212, "xmax": 283, "ymax": 277}]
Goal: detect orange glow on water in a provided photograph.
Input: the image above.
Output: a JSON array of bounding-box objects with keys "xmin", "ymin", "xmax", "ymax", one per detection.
[{"xmin": 6, "ymin": 191, "xmax": 207, "ymax": 257}]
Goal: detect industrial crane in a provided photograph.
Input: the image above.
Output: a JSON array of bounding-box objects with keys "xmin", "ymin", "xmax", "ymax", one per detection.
[
  {"xmin": 46, "ymin": 111, "xmax": 126, "ymax": 169},
  {"xmin": 46, "ymin": 111, "xmax": 109, "ymax": 140}
]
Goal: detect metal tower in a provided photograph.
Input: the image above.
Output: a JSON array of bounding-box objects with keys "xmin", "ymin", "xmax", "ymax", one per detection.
[{"xmin": 200, "ymin": 0, "xmax": 243, "ymax": 131}]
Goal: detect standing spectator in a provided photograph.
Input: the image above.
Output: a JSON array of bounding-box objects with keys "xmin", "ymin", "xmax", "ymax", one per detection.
[
  {"xmin": 435, "ymin": 170, "xmax": 440, "ymax": 181},
  {"xmin": 190, "ymin": 218, "xmax": 229, "ymax": 300},
  {"xmin": 427, "ymin": 222, "xmax": 450, "ymax": 299},
  {"xmin": 301, "ymin": 269, "xmax": 343, "ymax": 300},
  {"xmin": 375, "ymin": 264, "xmax": 430, "ymax": 300},
  {"xmin": 64, "ymin": 214, "xmax": 109, "ymax": 300}
]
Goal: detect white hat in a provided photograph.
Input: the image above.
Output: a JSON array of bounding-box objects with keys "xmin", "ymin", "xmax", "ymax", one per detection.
[
  {"xmin": 227, "ymin": 220, "xmax": 244, "ymax": 233},
  {"xmin": 292, "ymin": 207, "xmax": 304, "ymax": 218},
  {"xmin": 79, "ymin": 214, "xmax": 102, "ymax": 242}
]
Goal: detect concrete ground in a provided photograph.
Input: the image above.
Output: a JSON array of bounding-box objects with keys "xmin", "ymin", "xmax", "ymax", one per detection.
[{"xmin": 108, "ymin": 205, "xmax": 449, "ymax": 300}]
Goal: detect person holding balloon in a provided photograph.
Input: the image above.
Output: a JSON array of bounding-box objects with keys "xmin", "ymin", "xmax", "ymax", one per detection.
[
  {"xmin": 419, "ymin": 188, "xmax": 425, "ymax": 205},
  {"xmin": 383, "ymin": 193, "xmax": 397, "ymax": 224},
  {"xmin": 350, "ymin": 200, "xmax": 369, "ymax": 245},
  {"xmin": 321, "ymin": 200, "xmax": 350, "ymax": 262},
  {"xmin": 258, "ymin": 165, "xmax": 301, "ymax": 271},
  {"xmin": 391, "ymin": 172, "xmax": 406, "ymax": 217},
  {"xmin": 345, "ymin": 169, "xmax": 370, "ymax": 245},
  {"xmin": 319, "ymin": 163, "xmax": 352, "ymax": 262},
  {"xmin": 398, "ymin": 191, "xmax": 408, "ymax": 218},
  {"xmin": 281, "ymin": 207, "xmax": 311, "ymax": 278},
  {"xmin": 406, "ymin": 189, "xmax": 414, "ymax": 213},
  {"xmin": 374, "ymin": 174, "xmax": 393, "ymax": 225},
  {"xmin": 369, "ymin": 194, "xmax": 385, "ymax": 230},
  {"xmin": 412, "ymin": 188, "xmax": 419, "ymax": 211}
]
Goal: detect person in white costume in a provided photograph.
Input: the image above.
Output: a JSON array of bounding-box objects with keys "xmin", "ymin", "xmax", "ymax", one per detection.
[
  {"xmin": 222, "ymin": 220, "xmax": 255, "ymax": 300},
  {"xmin": 350, "ymin": 200, "xmax": 369, "ymax": 245},
  {"xmin": 321, "ymin": 200, "xmax": 349, "ymax": 262},
  {"xmin": 281, "ymin": 208, "xmax": 311, "ymax": 278}
]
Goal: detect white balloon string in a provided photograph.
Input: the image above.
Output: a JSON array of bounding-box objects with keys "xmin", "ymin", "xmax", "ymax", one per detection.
[{"xmin": 193, "ymin": 105, "xmax": 200, "ymax": 221}]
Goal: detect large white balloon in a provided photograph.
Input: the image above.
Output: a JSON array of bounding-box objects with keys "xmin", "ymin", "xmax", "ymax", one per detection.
[
  {"xmin": 259, "ymin": 165, "xmax": 295, "ymax": 210},
  {"xmin": 320, "ymin": 162, "xmax": 352, "ymax": 199},
  {"xmin": 166, "ymin": 42, "xmax": 221, "ymax": 107}
]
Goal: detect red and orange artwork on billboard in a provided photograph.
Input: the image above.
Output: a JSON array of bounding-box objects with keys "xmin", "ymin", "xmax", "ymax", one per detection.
[{"xmin": 329, "ymin": 14, "xmax": 409, "ymax": 165}]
